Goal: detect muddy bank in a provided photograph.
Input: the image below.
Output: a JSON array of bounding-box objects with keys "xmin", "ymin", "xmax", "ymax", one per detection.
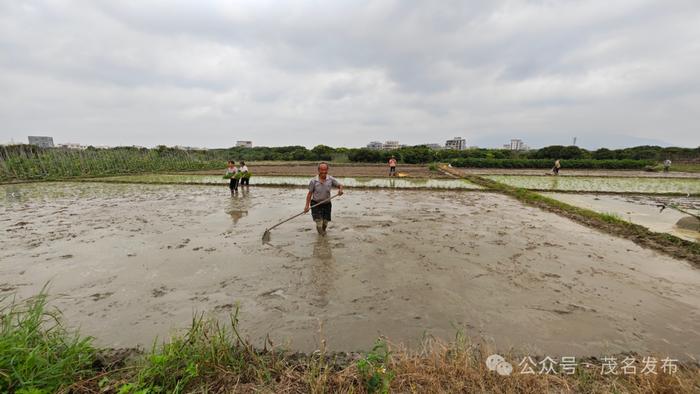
[
  {"xmin": 184, "ymin": 164, "xmax": 700, "ymax": 179},
  {"xmin": 1, "ymin": 182, "xmax": 700, "ymax": 361},
  {"xmin": 456, "ymin": 167, "xmax": 700, "ymax": 179},
  {"xmin": 88, "ymin": 174, "xmax": 482, "ymax": 189},
  {"xmin": 177, "ymin": 164, "xmax": 446, "ymax": 178}
]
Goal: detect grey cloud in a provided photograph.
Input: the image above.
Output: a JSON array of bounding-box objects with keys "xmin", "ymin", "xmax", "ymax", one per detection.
[{"xmin": 1, "ymin": 1, "xmax": 699, "ymax": 148}]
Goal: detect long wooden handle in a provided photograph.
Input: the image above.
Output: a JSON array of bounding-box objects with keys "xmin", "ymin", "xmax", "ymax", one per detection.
[{"xmin": 265, "ymin": 194, "xmax": 339, "ymax": 232}]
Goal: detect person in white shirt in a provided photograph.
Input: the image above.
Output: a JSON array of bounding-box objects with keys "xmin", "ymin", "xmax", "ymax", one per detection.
[
  {"xmin": 663, "ymin": 159, "xmax": 672, "ymax": 173},
  {"xmin": 239, "ymin": 161, "xmax": 250, "ymax": 186}
]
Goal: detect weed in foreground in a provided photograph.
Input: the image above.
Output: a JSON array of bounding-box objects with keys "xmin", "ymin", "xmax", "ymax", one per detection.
[{"xmin": 0, "ymin": 289, "xmax": 96, "ymax": 393}]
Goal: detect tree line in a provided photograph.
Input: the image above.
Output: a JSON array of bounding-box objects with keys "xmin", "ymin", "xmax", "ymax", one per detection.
[
  {"xmin": 2, "ymin": 143, "xmax": 698, "ymax": 181},
  {"xmin": 218, "ymin": 144, "xmax": 700, "ymax": 163}
]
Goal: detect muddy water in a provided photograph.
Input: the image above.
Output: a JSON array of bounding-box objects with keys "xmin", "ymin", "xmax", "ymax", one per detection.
[
  {"xmin": 545, "ymin": 193, "xmax": 700, "ymax": 242},
  {"xmin": 2, "ymin": 182, "xmax": 700, "ymax": 360},
  {"xmin": 485, "ymin": 175, "xmax": 700, "ymax": 194},
  {"xmin": 93, "ymin": 174, "xmax": 481, "ymax": 189}
]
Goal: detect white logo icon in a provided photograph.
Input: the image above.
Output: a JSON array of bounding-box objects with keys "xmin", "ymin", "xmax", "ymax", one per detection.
[{"xmin": 486, "ymin": 354, "xmax": 513, "ymax": 376}]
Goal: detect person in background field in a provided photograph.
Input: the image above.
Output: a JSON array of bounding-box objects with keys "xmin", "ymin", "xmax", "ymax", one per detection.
[
  {"xmin": 304, "ymin": 162, "xmax": 344, "ymax": 235},
  {"xmin": 553, "ymin": 159, "xmax": 561, "ymax": 176},
  {"xmin": 388, "ymin": 155, "xmax": 397, "ymax": 177},
  {"xmin": 239, "ymin": 161, "xmax": 250, "ymax": 186},
  {"xmin": 225, "ymin": 160, "xmax": 239, "ymax": 194},
  {"xmin": 663, "ymin": 159, "xmax": 672, "ymax": 172}
]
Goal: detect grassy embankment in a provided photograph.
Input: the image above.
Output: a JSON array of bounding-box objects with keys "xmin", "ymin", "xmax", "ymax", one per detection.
[
  {"xmin": 670, "ymin": 163, "xmax": 700, "ymax": 173},
  {"xmin": 2, "ymin": 292, "xmax": 698, "ymax": 393}
]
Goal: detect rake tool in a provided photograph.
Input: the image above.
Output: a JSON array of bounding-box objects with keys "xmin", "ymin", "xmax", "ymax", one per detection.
[{"xmin": 262, "ymin": 194, "xmax": 340, "ymax": 243}]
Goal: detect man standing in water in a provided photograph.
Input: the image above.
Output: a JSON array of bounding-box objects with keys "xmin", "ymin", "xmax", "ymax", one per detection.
[
  {"xmin": 388, "ymin": 155, "xmax": 397, "ymax": 177},
  {"xmin": 225, "ymin": 160, "xmax": 239, "ymax": 194},
  {"xmin": 304, "ymin": 162, "xmax": 344, "ymax": 235},
  {"xmin": 553, "ymin": 159, "xmax": 561, "ymax": 176}
]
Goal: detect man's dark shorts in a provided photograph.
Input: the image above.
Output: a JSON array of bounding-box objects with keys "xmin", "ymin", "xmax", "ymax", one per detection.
[
  {"xmin": 389, "ymin": 166, "xmax": 396, "ymax": 174},
  {"xmin": 310, "ymin": 200, "xmax": 332, "ymax": 221}
]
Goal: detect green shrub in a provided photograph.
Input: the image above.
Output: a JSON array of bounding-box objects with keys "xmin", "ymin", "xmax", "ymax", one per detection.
[{"xmin": 356, "ymin": 340, "xmax": 394, "ymax": 394}]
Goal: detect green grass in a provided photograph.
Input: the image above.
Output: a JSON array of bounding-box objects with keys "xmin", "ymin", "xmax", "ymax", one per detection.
[
  {"xmin": 118, "ymin": 308, "xmax": 275, "ymax": 393},
  {"xmin": 1, "ymin": 289, "xmax": 699, "ymax": 393},
  {"xmin": 671, "ymin": 163, "xmax": 700, "ymax": 173},
  {"xmin": 0, "ymin": 289, "xmax": 97, "ymax": 393},
  {"xmin": 599, "ymin": 212, "xmax": 624, "ymax": 224}
]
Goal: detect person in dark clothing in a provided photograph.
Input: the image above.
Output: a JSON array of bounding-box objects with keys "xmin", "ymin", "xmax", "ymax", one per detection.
[{"xmin": 225, "ymin": 160, "xmax": 239, "ymax": 194}]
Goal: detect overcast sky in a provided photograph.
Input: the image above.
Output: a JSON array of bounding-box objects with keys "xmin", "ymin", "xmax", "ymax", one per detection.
[{"xmin": 1, "ymin": 1, "xmax": 698, "ymax": 149}]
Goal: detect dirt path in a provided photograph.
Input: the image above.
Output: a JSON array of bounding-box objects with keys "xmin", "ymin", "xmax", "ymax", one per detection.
[
  {"xmin": 452, "ymin": 168, "xmax": 700, "ymax": 178},
  {"xmin": 176, "ymin": 164, "xmax": 447, "ymax": 178},
  {"xmin": 1, "ymin": 182, "xmax": 699, "ymax": 361}
]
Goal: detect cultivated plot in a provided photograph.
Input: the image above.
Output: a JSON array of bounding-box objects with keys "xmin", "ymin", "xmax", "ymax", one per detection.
[
  {"xmin": 485, "ymin": 175, "xmax": 700, "ymax": 195},
  {"xmin": 2, "ymin": 182, "xmax": 699, "ymax": 360},
  {"xmin": 544, "ymin": 193, "xmax": 700, "ymax": 242}
]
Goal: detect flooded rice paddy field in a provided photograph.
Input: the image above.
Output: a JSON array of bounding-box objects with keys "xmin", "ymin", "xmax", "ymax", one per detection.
[
  {"xmin": 485, "ymin": 175, "xmax": 700, "ymax": 194},
  {"xmin": 90, "ymin": 174, "xmax": 482, "ymax": 189},
  {"xmin": 545, "ymin": 193, "xmax": 700, "ymax": 242},
  {"xmin": 456, "ymin": 168, "xmax": 700, "ymax": 178},
  {"xmin": 1, "ymin": 182, "xmax": 700, "ymax": 361}
]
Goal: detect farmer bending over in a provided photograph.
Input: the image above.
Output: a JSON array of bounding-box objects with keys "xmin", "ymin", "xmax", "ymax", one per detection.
[{"xmin": 304, "ymin": 162, "xmax": 344, "ymax": 235}]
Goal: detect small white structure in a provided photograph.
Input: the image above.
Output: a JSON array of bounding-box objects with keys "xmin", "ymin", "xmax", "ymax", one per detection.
[
  {"xmin": 366, "ymin": 141, "xmax": 383, "ymax": 150},
  {"xmin": 236, "ymin": 141, "xmax": 253, "ymax": 148},
  {"xmin": 445, "ymin": 137, "xmax": 466, "ymax": 150}
]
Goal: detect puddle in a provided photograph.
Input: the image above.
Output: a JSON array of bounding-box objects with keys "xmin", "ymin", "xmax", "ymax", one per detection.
[
  {"xmin": 545, "ymin": 193, "xmax": 700, "ymax": 242},
  {"xmin": 1, "ymin": 182, "xmax": 700, "ymax": 359},
  {"xmin": 88, "ymin": 174, "xmax": 481, "ymax": 189},
  {"xmin": 486, "ymin": 175, "xmax": 700, "ymax": 194}
]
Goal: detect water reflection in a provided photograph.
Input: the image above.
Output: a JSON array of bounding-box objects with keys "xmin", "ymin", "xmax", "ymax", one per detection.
[
  {"xmin": 549, "ymin": 176, "xmax": 559, "ymax": 191},
  {"xmin": 310, "ymin": 236, "xmax": 334, "ymax": 307},
  {"xmin": 226, "ymin": 188, "xmax": 251, "ymax": 224},
  {"xmin": 3, "ymin": 185, "xmax": 23, "ymax": 203}
]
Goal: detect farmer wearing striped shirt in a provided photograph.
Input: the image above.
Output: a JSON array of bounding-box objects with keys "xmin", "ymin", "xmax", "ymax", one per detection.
[{"xmin": 304, "ymin": 162, "xmax": 344, "ymax": 235}]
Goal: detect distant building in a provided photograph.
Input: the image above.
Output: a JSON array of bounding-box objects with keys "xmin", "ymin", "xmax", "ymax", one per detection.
[
  {"xmin": 366, "ymin": 141, "xmax": 383, "ymax": 150},
  {"xmin": 236, "ymin": 141, "xmax": 253, "ymax": 148},
  {"xmin": 28, "ymin": 136, "xmax": 54, "ymax": 148},
  {"xmin": 425, "ymin": 143, "xmax": 443, "ymax": 150},
  {"xmin": 383, "ymin": 140, "xmax": 401, "ymax": 150},
  {"xmin": 445, "ymin": 137, "xmax": 467, "ymax": 150},
  {"xmin": 504, "ymin": 139, "xmax": 530, "ymax": 151},
  {"xmin": 57, "ymin": 143, "xmax": 86, "ymax": 150},
  {"xmin": 174, "ymin": 145, "xmax": 205, "ymax": 151}
]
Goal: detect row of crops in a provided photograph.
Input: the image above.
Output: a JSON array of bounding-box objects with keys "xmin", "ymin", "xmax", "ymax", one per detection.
[{"xmin": 0, "ymin": 146, "xmax": 225, "ymax": 181}]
